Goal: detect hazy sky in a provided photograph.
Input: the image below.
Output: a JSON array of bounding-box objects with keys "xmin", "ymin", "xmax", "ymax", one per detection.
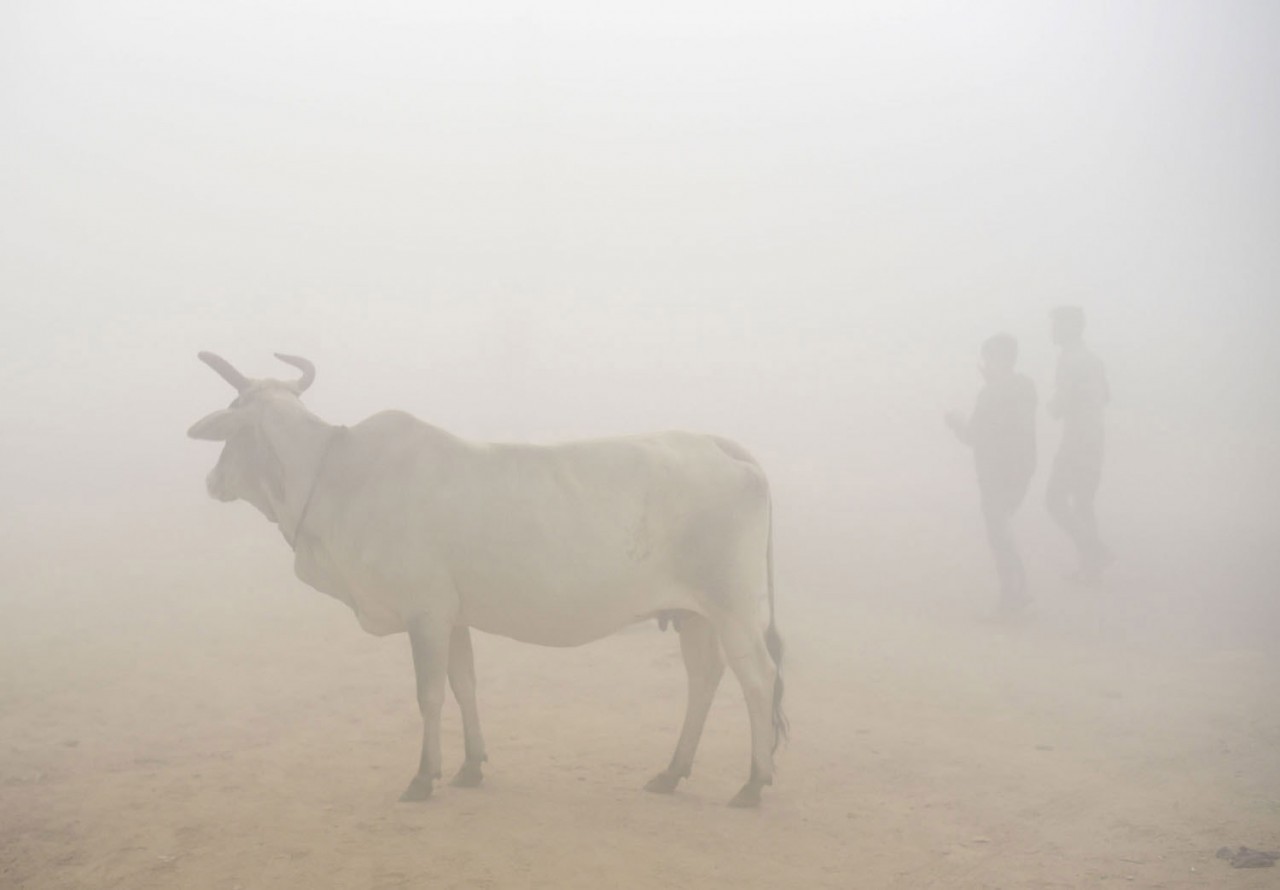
[{"xmin": 2, "ymin": 1, "xmax": 1278, "ymax": 513}]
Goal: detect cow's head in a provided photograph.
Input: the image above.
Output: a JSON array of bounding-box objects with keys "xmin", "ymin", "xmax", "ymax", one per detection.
[{"xmin": 188, "ymin": 352, "xmax": 315, "ymax": 522}]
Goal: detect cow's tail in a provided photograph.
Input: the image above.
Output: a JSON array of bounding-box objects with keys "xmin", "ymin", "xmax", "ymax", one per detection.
[
  {"xmin": 764, "ymin": 500, "xmax": 789, "ymax": 753},
  {"xmin": 713, "ymin": 435, "xmax": 788, "ymax": 754}
]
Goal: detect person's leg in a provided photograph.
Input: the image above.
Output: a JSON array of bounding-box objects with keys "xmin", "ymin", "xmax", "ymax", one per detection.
[
  {"xmin": 984, "ymin": 493, "xmax": 1027, "ymax": 610},
  {"xmin": 1046, "ymin": 451, "xmax": 1079, "ymax": 543},
  {"xmin": 1072, "ymin": 453, "xmax": 1110, "ymax": 580},
  {"xmin": 1006, "ymin": 523, "xmax": 1028, "ymax": 606},
  {"xmin": 1047, "ymin": 450, "xmax": 1094, "ymax": 574}
]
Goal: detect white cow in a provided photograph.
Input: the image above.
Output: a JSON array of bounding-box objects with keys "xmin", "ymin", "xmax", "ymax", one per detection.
[{"xmin": 188, "ymin": 352, "xmax": 785, "ymax": 807}]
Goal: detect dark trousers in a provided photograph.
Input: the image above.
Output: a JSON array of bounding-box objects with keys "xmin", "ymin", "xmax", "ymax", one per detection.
[
  {"xmin": 1046, "ymin": 445, "xmax": 1104, "ymax": 570},
  {"xmin": 981, "ymin": 483, "xmax": 1029, "ymax": 608}
]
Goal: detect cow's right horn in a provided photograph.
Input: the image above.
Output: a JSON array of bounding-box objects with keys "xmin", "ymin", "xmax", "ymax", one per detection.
[
  {"xmin": 274, "ymin": 353, "xmax": 315, "ymax": 393},
  {"xmin": 198, "ymin": 351, "xmax": 249, "ymax": 392}
]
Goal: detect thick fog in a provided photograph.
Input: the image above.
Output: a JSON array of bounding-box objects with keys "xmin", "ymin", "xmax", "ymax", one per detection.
[{"xmin": 3, "ymin": 2, "xmax": 1278, "ymax": 887}]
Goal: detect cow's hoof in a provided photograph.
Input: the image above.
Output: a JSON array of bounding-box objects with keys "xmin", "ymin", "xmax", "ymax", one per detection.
[
  {"xmin": 449, "ymin": 762, "xmax": 484, "ymax": 788},
  {"xmin": 644, "ymin": 771, "xmax": 681, "ymax": 794},
  {"xmin": 728, "ymin": 783, "xmax": 762, "ymax": 808},
  {"xmin": 399, "ymin": 776, "xmax": 434, "ymax": 802}
]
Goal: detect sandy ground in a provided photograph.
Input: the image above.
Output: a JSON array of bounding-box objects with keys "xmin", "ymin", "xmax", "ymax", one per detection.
[{"xmin": 2, "ymin": 502, "xmax": 1277, "ymax": 890}]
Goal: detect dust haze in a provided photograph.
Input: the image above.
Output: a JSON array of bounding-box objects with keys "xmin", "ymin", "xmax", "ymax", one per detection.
[{"xmin": 3, "ymin": 2, "xmax": 1278, "ymax": 887}]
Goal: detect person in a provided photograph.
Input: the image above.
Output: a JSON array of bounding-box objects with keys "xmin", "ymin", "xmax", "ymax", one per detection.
[
  {"xmin": 1045, "ymin": 306, "xmax": 1111, "ymax": 582},
  {"xmin": 946, "ymin": 333, "xmax": 1038, "ymax": 613}
]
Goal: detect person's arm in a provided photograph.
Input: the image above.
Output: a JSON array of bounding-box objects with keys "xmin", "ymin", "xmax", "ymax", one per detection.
[
  {"xmin": 948, "ymin": 385, "xmax": 994, "ymax": 446},
  {"xmin": 945, "ymin": 409, "xmax": 972, "ymax": 445},
  {"xmin": 1020, "ymin": 377, "xmax": 1038, "ymax": 477}
]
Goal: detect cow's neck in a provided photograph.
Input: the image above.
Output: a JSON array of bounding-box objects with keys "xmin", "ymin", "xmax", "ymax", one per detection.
[{"xmin": 260, "ymin": 405, "xmax": 337, "ymax": 548}]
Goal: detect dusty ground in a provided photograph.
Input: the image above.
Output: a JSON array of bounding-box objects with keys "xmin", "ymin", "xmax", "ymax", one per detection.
[{"xmin": 2, "ymin": 502, "xmax": 1277, "ymax": 889}]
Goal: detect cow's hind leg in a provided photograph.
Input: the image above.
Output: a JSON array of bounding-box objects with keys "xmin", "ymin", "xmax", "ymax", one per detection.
[
  {"xmin": 718, "ymin": 617, "xmax": 779, "ymax": 808},
  {"xmin": 646, "ymin": 612, "xmax": 724, "ymax": 794},
  {"xmin": 400, "ymin": 613, "xmax": 451, "ymax": 802},
  {"xmin": 447, "ymin": 625, "xmax": 487, "ymax": 788}
]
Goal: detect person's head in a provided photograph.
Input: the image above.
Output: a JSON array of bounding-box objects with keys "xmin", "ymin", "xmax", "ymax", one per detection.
[
  {"xmin": 980, "ymin": 333, "xmax": 1018, "ymax": 379},
  {"xmin": 1051, "ymin": 305, "xmax": 1085, "ymax": 346}
]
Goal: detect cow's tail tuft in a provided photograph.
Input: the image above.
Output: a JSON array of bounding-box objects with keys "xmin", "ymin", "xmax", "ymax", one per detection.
[{"xmin": 764, "ymin": 505, "xmax": 788, "ymax": 753}]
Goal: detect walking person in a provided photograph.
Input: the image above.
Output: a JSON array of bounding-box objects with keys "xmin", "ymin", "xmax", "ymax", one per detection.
[
  {"xmin": 946, "ymin": 333, "xmax": 1038, "ymax": 613},
  {"xmin": 1045, "ymin": 306, "xmax": 1111, "ymax": 582}
]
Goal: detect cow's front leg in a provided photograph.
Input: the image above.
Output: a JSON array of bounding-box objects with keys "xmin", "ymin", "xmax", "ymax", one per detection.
[
  {"xmin": 447, "ymin": 625, "xmax": 487, "ymax": 787},
  {"xmin": 400, "ymin": 612, "xmax": 451, "ymax": 802}
]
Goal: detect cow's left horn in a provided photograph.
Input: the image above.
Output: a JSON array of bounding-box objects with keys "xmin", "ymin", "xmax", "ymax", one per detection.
[
  {"xmin": 274, "ymin": 353, "xmax": 315, "ymax": 393},
  {"xmin": 198, "ymin": 351, "xmax": 249, "ymax": 392}
]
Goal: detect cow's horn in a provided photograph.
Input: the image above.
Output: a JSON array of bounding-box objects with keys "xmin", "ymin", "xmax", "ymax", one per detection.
[
  {"xmin": 274, "ymin": 353, "xmax": 315, "ymax": 393},
  {"xmin": 198, "ymin": 351, "xmax": 249, "ymax": 392}
]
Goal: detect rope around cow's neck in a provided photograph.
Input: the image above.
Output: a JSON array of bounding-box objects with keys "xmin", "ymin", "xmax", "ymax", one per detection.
[{"xmin": 288, "ymin": 425, "xmax": 347, "ymax": 550}]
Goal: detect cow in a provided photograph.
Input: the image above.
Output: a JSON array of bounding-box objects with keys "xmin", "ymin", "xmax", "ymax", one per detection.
[{"xmin": 187, "ymin": 352, "xmax": 786, "ymax": 807}]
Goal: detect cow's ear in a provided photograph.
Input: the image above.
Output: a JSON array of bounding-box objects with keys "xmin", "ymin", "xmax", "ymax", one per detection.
[{"xmin": 188, "ymin": 409, "xmax": 243, "ymax": 441}]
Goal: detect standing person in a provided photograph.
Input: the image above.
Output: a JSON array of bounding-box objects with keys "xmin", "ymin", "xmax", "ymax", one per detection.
[
  {"xmin": 946, "ymin": 333, "xmax": 1038, "ymax": 613},
  {"xmin": 1045, "ymin": 306, "xmax": 1111, "ymax": 582}
]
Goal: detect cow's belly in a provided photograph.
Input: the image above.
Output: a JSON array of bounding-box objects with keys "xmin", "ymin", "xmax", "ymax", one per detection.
[
  {"xmin": 438, "ymin": 495, "xmax": 700, "ymax": 645},
  {"xmin": 458, "ymin": 567, "xmax": 697, "ymax": 647}
]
